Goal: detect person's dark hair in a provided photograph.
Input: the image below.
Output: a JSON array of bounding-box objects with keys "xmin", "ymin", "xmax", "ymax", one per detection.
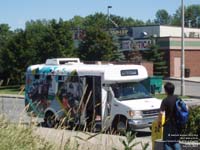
[{"xmin": 164, "ymin": 82, "xmax": 175, "ymax": 95}]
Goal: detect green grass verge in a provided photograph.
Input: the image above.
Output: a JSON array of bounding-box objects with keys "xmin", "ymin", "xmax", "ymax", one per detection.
[
  {"xmin": 153, "ymin": 93, "xmax": 190, "ymax": 100},
  {"xmin": 0, "ymin": 85, "xmax": 24, "ymax": 95}
]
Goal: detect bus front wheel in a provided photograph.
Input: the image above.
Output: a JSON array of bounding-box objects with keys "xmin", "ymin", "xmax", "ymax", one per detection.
[{"xmin": 112, "ymin": 116, "xmax": 128, "ymax": 135}]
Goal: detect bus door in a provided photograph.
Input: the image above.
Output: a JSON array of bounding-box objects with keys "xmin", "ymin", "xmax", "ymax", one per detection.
[
  {"xmin": 83, "ymin": 76, "xmax": 102, "ymax": 130},
  {"xmin": 101, "ymin": 85, "xmax": 114, "ymax": 130}
]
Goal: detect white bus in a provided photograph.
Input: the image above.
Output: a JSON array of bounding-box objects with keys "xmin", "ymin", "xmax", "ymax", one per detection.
[{"xmin": 25, "ymin": 58, "xmax": 161, "ymax": 132}]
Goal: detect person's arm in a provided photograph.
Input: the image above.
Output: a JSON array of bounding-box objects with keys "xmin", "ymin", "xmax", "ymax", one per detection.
[
  {"xmin": 158, "ymin": 100, "xmax": 165, "ymax": 128},
  {"xmin": 158, "ymin": 111, "xmax": 165, "ymax": 128}
]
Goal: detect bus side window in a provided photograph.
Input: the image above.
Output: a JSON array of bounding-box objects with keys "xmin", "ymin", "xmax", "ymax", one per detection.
[
  {"xmin": 107, "ymin": 90, "xmax": 112, "ymax": 116},
  {"xmin": 34, "ymin": 75, "xmax": 40, "ymax": 79}
]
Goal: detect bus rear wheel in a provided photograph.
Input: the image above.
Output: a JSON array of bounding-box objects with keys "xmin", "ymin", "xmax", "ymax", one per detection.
[{"xmin": 44, "ymin": 112, "xmax": 57, "ymax": 128}]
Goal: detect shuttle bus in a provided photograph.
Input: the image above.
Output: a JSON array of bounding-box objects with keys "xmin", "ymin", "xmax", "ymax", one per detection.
[{"xmin": 25, "ymin": 58, "xmax": 161, "ymax": 132}]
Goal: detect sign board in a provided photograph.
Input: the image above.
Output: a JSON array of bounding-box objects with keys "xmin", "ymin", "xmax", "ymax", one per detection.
[{"xmin": 135, "ymin": 39, "xmax": 152, "ymax": 50}]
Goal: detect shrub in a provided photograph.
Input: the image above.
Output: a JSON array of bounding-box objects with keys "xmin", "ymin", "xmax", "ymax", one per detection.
[{"xmin": 182, "ymin": 106, "xmax": 200, "ymax": 142}]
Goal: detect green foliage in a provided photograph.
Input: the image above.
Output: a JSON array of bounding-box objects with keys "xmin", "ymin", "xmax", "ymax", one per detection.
[
  {"xmin": 0, "ymin": 19, "xmax": 75, "ymax": 84},
  {"xmin": 155, "ymin": 9, "xmax": 171, "ymax": 25},
  {"xmin": 143, "ymin": 41, "xmax": 168, "ymax": 76},
  {"xmin": 82, "ymin": 13, "xmax": 145, "ymax": 29},
  {"xmin": 0, "ymin": 24, "xmax": 14, "ymax": 76},
  {"xmin": 0, "ymin": 85, "xmax": 24, "ymax": 95},
  {"xmin": 69, "ymin": 15, "xmax": 85, "ymax": 28},
  {"xmin": 182, "ymin": 106, "xmax": 200, "ymax": 142},
  {"xmin": 171, "ymin": 5, "xmax": 200, "ymax": 27},
  {"xmin": 124, "ymin": 41, "xmax": 142, "ymax": 64},
  {"xmin": 119, "ymin": 132, "xmax": 149, "ymax": 150},
  {"xmin": 185, "ymin": 5, "xmax": 200, "ymax": 28},
  {"xmin": 77, "ymin": 26, "xmax": 120, "ymax": 61},
  {"xmin": 0, "ymin": 117, "xmax": 54, "ymax": 150}
]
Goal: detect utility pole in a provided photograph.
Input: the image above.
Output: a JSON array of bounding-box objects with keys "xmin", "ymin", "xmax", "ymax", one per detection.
[
  {"xmin": 107, "ymin": 6, "xmax": 112, "ymax": 31},
  {"xmin": 181, "ymin": 0, "xmax": 185, "ymax": 96}
]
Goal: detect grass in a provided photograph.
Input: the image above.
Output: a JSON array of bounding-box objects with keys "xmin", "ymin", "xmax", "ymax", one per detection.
[
  {"xmin": 0, "ymin": 116, "xmax": 54, "ymax": 150},
  {"xmin": 153, "ymin": 93, "xmax": 190, "ymax": 100},
  {"xmin": 0, "ymin": 85, "xmax": 25, "ymax": 95},
  {"xmin": 0, "ymin": 115, "xmax": 150, "ymax": 150}
]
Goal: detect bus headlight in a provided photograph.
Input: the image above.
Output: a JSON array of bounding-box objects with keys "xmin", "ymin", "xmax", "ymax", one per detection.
[{"xmin": 128, "ymin": 110, "xmax": 142, "ymax": 117}]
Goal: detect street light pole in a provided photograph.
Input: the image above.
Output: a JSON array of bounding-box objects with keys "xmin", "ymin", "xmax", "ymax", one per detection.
[
  {"xmin": 107, "ymin": 6, "xmax": 112, "ymax": 31},
  {"xmin": 181, "ymin": 0, "xmax": 185, "ymax": 96}
]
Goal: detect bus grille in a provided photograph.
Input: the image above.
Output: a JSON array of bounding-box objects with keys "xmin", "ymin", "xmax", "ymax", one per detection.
[{"xmin": 142, "ymin": 109, "xmax": 160, "ymax": 118}]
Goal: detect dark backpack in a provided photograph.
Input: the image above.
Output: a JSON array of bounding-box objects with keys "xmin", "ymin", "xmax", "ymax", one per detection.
[{"xmin": 175, "ymin": 98, "xmax": 189, "ymax": 126}]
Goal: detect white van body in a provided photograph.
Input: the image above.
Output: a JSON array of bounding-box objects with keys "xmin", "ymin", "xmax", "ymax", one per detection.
[{"xmin": 25, "ymin": 58, "xmax": 161, "ymax": 130}]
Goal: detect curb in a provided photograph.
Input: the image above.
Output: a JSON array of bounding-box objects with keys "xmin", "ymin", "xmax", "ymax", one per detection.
[
  {"xmin": 0, "ymin": 94, "xmax": 24, "ymax": 99},
  {"xmin": 165, "ymin": 78, "xmax": 200, "ymax": 83}
]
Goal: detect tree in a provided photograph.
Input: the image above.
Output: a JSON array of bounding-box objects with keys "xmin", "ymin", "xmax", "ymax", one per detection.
[
  {"xmin": 171, "ymin": 4, "xmax": 200, "ymax": 27},
  {"xmin": 185, "ymin": 5, "xmax": 200, "ymax": 28},
  {"xmin": 0, "ymin": 24, "xmax": 14, "ymax": 81},
  {"xmin": 0, "ymin": 24, "xmax": 13, "ymax": 50},
  {"xmin": 69, "ymin": 15, "xmax": 85, "ymax": 28},
  {"xmin": 83, "ymin": 13, "xmax": 108, "ymax": 29},
  {"xmin": 77, "ymin": 26, "xmax": 120, "ymax": 61},
  {"xmin": 0, "ymin": 29, "xmax": 29, "ymax": 84},
  {"xmin": 0, "ymin": 19, "xmax": 75, "ymax": 84},
  {"xmin": 25, "ymin": 19, "xmax": 75, "ymax": 63},
  {"xmin": 124, "ymin": 41, "xmax": 142, "ymax": 64},
  {"xmin": 143, "ymin": 39, "xmax": 167, "ymax": 76},
  {"xmin": 155, "ymin": 9, "xmax": 171, "ymax": 25}
]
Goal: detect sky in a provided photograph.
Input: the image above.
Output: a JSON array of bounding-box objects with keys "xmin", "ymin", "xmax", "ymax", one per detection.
[{"xmin": 0, "ymin": 0, "xmax": 199, "ymax": 30}]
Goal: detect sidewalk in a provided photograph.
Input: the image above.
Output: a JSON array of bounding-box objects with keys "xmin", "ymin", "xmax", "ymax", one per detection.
[{"xmin": 168, "ymin": 76, "xmax": 200, "ymax": 83}]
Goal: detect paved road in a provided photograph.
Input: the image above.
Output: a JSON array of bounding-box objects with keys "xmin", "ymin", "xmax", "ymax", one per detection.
[
  {"xmin": 0, "ymin": 96, "xmax": 43, "ymax": 123},
  {"xmin": 163, "ymin": 79, "xmax": 200, "ymax": 98}
]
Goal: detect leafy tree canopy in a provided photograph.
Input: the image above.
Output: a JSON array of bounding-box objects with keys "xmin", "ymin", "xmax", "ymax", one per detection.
[{"xmin": 77, "ymin": 26, "xmax": 120, "ymax": 61}]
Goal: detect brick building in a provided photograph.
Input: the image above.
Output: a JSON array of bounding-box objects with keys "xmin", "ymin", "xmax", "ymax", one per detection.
[
  {"xmin": 118, "ymin": 25, "xmax": 200, "ymax": 77},
  {"xmin": 158, "ymin": 37, "xmax": 200, "ymax": 77}
]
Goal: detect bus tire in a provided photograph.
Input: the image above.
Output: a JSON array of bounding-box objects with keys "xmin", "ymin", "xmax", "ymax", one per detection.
[
  {"xmin": 44, "ymin": 111, "xmax": 57, "ymax": 128},
  {"xmin": 112, "ymin": 116, "xmax": 128, "ymax": 135}
]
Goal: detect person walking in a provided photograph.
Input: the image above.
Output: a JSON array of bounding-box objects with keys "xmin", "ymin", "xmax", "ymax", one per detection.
[{"xmin": 158, "ymin": 82, "xmax": 181, "ymax": 150}]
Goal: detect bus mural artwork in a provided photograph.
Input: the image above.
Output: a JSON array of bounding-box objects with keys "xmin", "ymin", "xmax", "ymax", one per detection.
[{"xmin": 26, "ymin": 65, "xmax": 83, "ymax": 120}]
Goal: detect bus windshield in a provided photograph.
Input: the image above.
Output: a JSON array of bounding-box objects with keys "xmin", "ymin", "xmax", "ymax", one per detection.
[{"xmin": 111, "ymin": 82, "xmax": 152, "ymax": 101}]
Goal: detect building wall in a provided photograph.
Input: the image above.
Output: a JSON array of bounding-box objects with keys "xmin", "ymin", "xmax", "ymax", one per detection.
[
  {"xmin": 131, "ymin": 26, "xmax": 160, "ymax": 38},
  {"xmin": 160, "ymin": 26, "xmax": 200, "ymax": 38},
  {"xmin": 158, "ymin": 37, "xmax": 200, "ymax": 77},
  {"xmin": 170, "ymin": 50, "xmax": 200, "ymax": 77},
  {"xmin": 141, "ymin": 62, "xmax": 153, "ymax": 76},
  {"xmin": 131, "ymin": 25, "xmax": 200, "ymax": 39}
]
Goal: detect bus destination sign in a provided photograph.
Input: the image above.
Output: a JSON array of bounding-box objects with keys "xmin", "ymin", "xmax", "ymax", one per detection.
[{"xmin": 121, "ymin": 69, "xmax": 138, "ymax": 76}]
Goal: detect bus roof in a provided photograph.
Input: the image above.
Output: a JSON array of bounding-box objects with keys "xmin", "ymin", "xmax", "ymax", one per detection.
[{"xmin": 27, "ymin": 59, "xmax": 148, "ymax": 83}]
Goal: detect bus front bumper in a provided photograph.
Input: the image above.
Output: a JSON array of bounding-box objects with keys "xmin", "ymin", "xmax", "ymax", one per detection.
[{"xmin": 128, "ymin": 117, "xmax": 157, "ymax": 129}]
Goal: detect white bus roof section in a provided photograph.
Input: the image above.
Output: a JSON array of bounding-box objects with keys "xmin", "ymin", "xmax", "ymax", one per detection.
[
  {"xmin": 45, "ymin": 58, "xmax": 81, "ymax": 65},
  {"xmin": 27, "ymin": 62, "xmax": 148, "ymax": 83},
  {"xmin": 103, "ymin": 64, "xmax": 148, "ymax": 83}
]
